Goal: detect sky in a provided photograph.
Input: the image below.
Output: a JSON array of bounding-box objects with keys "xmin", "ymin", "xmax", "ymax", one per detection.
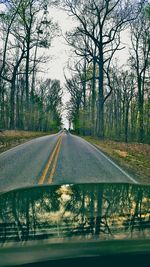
[
  {"xmin": 47, "ymin": 7, "xmax": 76, "ymax": 128},
  {"xmin": 47, "ymin": 8, "xmax": 73, "ymax": 83}
]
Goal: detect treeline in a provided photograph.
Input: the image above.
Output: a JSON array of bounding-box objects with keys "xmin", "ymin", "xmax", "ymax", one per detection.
[
  {"xmin": 0, "ymin": 0, "xmax": 62, "ymax": 132},
  {"xmin": 64, "ymin": 0, "xmax": 150, "ymax": 143}
]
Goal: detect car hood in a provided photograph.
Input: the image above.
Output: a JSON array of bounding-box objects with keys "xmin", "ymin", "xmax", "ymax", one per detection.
[{"xmin": 0, "ymin": 183, "xmax": 150, "ymax": 245}]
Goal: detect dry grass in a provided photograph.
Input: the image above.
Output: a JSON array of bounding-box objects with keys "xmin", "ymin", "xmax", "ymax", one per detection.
[
  {"xmin": 83, "ymin": 136, "xmax": 150, "ymax": 185},
  {"xmin": 0, "ymin": 130, "xmax": 45, "ymax": 138},
  {"xmin": 0, "ymin": 130, "xmax": 56, "ymax": 153}
]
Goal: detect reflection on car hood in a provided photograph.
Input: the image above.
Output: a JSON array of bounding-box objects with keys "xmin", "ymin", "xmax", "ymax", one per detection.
[{"xmin": 0, "ymin": 183, "xmax": 150, "ymax": 245}]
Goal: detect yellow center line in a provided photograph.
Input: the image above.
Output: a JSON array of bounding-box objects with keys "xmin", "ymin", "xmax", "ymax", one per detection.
[
  {"xmin": 38, "ymin": 135, "xmax": 62, "ymax": 185},
  {"xmin": 47, "ymin": 137, "xmax": 62, "ymax": 184}
]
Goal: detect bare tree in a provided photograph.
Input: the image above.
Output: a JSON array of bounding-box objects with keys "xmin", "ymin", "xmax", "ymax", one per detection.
[
  {"xmin": 65, "ymin": 73, "xmax": 83, "ymax": 133},
  {"xmin": 63, "ymin": 0, "xmax": 142, "ymax": 138},
  {"xmin": 130, "ymin": 8, "xmax": 150, "ymax": 142},
  {"xmin": 0, "ymin": 0, "xmax": 62, "ymax": 131}
]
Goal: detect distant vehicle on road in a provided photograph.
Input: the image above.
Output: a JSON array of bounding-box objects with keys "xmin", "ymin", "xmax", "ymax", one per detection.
[{"xmin": 64, "ymin": 128, "xmax": 69, "ymax": 134}]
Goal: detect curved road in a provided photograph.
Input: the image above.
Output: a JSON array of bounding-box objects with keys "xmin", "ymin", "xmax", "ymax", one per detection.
[{"xmin": 0, "ymin": 132, "xmax": 137, "ymax": 192}]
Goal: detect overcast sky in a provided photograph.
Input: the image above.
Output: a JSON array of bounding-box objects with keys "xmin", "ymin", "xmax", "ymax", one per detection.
[
  {"xmin": 47, "ymin": 8, "xmax": 73, "ymax": 82},
  {"xmin": 47, "ymin": 7, "xmax": 76, "ymax": 128}
]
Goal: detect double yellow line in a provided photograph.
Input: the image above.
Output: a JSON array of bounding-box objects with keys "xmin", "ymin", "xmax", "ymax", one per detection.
[{"xmin": 38, "ymin": 135, "xmax": 63, "ymax": 185}]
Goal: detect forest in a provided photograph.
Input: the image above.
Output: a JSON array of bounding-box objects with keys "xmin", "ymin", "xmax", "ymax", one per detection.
[
  {"xmin": 0, "ymin": 0, "xmax": 62, "ymax": 132},
  {"xmin": 64, "ymin": 0, "xmax": 150, "ymax": 143},
  {"xmin": 0, "ymin": 0, "xmax": 150, "ymax": 143}
]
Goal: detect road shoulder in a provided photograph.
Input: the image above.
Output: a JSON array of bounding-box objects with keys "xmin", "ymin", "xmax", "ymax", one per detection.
[
  {"xmin": 81, "ymin": 136, "xmax": 150, "ymax": 185},
  {"xmin": 0, "ymin": 130, "xmax": 57, "ymax": 154}
]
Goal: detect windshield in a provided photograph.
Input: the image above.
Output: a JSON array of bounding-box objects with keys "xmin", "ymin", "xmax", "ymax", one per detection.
[
  {"xmin": 0, "ymin": 183, "xmax": 150, "ymax": 244},
  {"xmin": 0, "ymin": 0, "xmax": 150, "ymax": 266}
]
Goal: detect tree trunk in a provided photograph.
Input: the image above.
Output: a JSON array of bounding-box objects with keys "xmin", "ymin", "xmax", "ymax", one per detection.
[
  {"xmin": 91, "ymin": 56, "xmax": 96, "ymax": 136},
  {"xmin": 137, "ymin": 75, "xmax": 144, "ymax": 142},
  {"xmin": 95, "ymin": 187, "xmax": 103, "ymax": 236},
  {"xmin": 125, "ymin": 103, "xmax": 129, "ymax": 143},
  {"xmin": 0, "ymin": 80, "xmax": 2, "ymax": 128},
  {"xmin": 9, "ymin": 51, "xmax": 25, "ymax": 129},
  {"xmin": 25, "ymin": 36, "xmax": 30, "ymax": 111},
  {"xmin": 10, "ymin": 77, "xmax": 16, "ymax": 129},
  {"xmin": 97, "ymin": 47, "xmax": 104, "ymax": 138},
  {"xmin": 82, "ymin": 56, "xmax": 87, "ymax": 136},
  {"xmin": 0, "ymin": 81, "xmax": 5, "ymax": 128},
  {"xmin": 138, "ymin": 102, "xmax": 144, "ymax": 142},
  {"xmin": 16, "ymin": 76, "xmax": 20, "ymax": 129},
  {"xmin": 20, "ymin": 77, "xmax": 25, "ymax": 129}
]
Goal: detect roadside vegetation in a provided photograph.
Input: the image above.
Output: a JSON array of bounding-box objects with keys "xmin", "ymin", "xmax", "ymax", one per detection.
[
  {"xmin": 83, "ymin": 136, "xmax": 150, "ymax": 184},
  {"xmin": 0, "ymin": 130, "xmax": 56, "ymax": 153},
  {"xmin": 0, "ymin": 1, "xmax": 62, "ymax": 132},
  {"xmin": 64, "ymin": 1, "xmax": 150, "ymax": 144}
]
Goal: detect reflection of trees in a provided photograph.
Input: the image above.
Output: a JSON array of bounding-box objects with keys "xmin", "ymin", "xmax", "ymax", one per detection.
[
  {"xmin": 0, "ymin": 184, "xmax": 150, "ymax": 244},
  {"xmin": 123, "ymin": 186, "xmax": 150, "ymax": 237},
  {"xmin": 0, "ymin": 186, "xmax": 61, "ymax": 242},
  {"xmin": 62, "ymin": 184, "xmax": 150, "ymax": 239}
]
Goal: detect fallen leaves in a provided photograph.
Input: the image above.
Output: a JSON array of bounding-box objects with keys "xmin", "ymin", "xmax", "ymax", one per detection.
[{"xmin": 114, "ymin": 150, "xmax": 128, "ymax": 158}]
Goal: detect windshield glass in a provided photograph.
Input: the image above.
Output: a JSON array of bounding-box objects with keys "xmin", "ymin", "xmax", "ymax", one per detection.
[
  {"xmin": 0, "ymin": 183, "xmax": 150, "ymax": 244},
  {"xmin": 0, "ymin": 0, "xmax": 150, "ymax": 266}
]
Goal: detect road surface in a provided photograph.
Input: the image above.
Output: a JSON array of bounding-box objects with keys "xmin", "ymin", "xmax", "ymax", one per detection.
[{"xmin": 0, "ymin": 132, "xmax": 137, "ymax": 192}]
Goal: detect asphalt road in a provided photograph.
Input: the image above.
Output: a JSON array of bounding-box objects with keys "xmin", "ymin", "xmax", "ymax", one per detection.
[{"xmin": 0, "ymin": 132, "xmax": 137, "ymax": 192}]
